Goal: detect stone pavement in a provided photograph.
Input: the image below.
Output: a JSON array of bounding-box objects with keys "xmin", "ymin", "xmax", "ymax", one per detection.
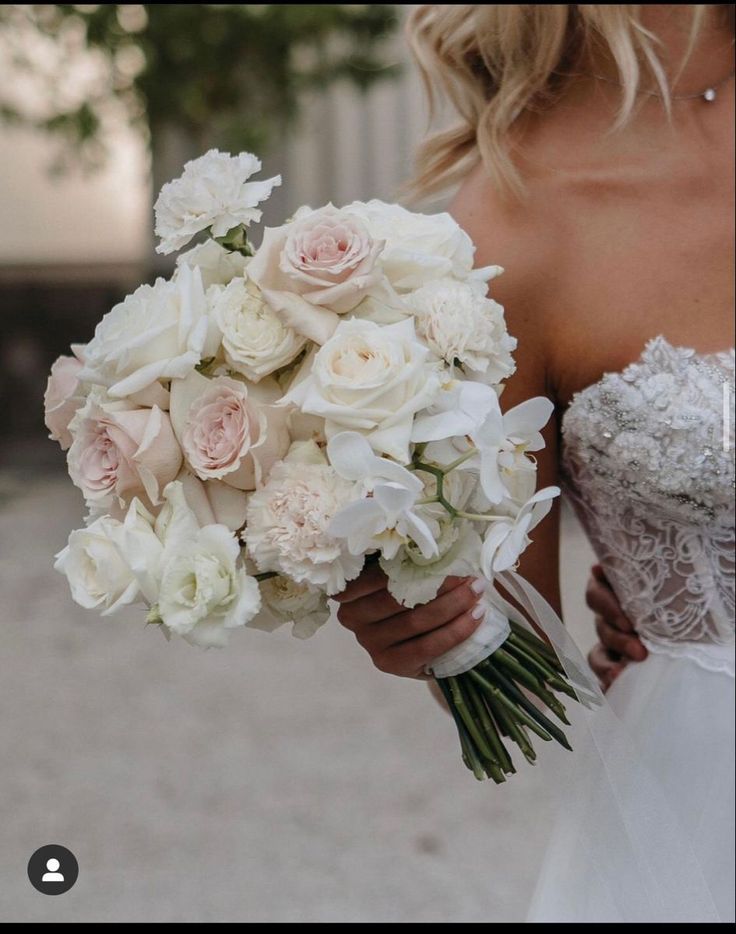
[{"xmin": 0, "ymin": 470, "xmax": 595, "ymax": 922}]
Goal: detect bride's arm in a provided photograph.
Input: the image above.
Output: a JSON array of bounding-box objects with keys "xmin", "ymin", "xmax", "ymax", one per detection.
[{"xmin": 449, "ymin": 173, "xmax": 563, "ymax": 616}]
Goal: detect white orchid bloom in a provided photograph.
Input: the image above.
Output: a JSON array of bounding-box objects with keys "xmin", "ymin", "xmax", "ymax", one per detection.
[
  {"xmin": 470, "ymin": 395, "xmax": 555, "ymax": 504},
  {"xmin": 327, "ymin": 431, "xmax": 438, "ymax": 560},
  {"xmin": 411, "ymin": 378, "xmax": 497, "ymax": 444},
  {"xmin": 480, "ymin": 486, "xmax": 560, "ymax": 575},
  {"xmin": 326, "ymin": 430, "xmax": 423, "ymax": 494}
]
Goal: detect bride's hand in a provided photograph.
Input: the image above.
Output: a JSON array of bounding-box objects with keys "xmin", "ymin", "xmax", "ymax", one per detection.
[
  {"xmin": 586, "ymin": 564, "xmax": 647, "ymax": 690},
  {"xmin": 333, "ymin": 564, "xmax": 485, "ymax": 679}
]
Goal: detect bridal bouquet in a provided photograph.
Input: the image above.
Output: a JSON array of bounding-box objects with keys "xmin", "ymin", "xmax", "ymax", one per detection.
[{"xmin": 47, "ymin": 149, "xmax": 578, "ymax": 783}]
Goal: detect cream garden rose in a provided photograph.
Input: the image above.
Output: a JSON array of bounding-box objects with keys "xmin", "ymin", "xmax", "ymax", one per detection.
[
  {"xmin": 44, "ymin": 352, "xmax": 86, "ymax": 450},
  {"xmin": 155, "ymin": 149, "xmax": 281, "ymax": 255},
  {"xmin": 67, "ymin": 390, "xmax": 182, "ymax": 510},
  {"xmin": 282, "ymin": 317, "xmax": 441, "ymax": 463},
  {"xmin": 79, "ymin": 265, "xmax": 219, "ymax": 398},
  {"xmin": 405, "ymin": 278, "xmax": 517, "ymax": 384},
  {"xmin": 343, "ymin": 200, "xmax": 503, "ymax": 291},
  {"xmin": 249, "ymin": 576, "xmax": 331, "ymax": 640},
  {"xmin": 211, "ymin": 276, "xmax": 306, "ymax": 381},
  {"xmin": 169, "ymin": 369, "xmax": 290, "ymax": 490},
  {"xmin": 247, "ymin": 204, "xmax": 386, "ymax": 344},
  {"xmin": 54, "ymin": 500, "xmax": 161, "ymax": 615},
  {"xmin": 54, "ymin": 515, "xmax": 138, "ymax": 615}
]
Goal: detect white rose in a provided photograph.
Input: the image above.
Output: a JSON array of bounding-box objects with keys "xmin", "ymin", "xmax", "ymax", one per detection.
[
  {"xmin": 154, "ymin": 149, "xmax": 281, "ymax": 255},
  {"xmin": 169, "ymin": 369, "xmax": 290, "ymax": 490},
  {"xmin": 176, "ymin": 239, "xmax": 249, "ymax": 289},
  {"xmin": 249, "ymin": 576, "xmax": 331, "ymax": 640},
  {"xmin": 245, "ymin": 441, "xmax": 363, "ymax": 595},
  {"xmin": 79, "ymin": 265, "xmax": 219, "ymax": 398},
  {"xmin": 405, "ymin": 278, "xmax": 517, "ymax": 384},
  {"xmin": 247, "ymin": 204, "xmax": 387, "ymax": 344},
  {"xmin": 211, "ymin": 277, "xmax": 307, "ymax": 381},
  {"xmin": 343, "ymin": 200, "xmax": 503, "ymax": 291},
  {"xmin": 54, "ymin": 500, "xmax": 160, "ymax": 614},
  {"xmin": 155, "ymin": 482, "xmax": 261, "ymax": 647},
  {"xmin": 282, "ymin": 317, "xmax": 441, "ymax": 463}
]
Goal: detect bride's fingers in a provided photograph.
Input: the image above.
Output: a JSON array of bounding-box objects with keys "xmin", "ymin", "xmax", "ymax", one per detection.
[
  {"xmin": 374, "ymin": 608, "xmax": 484, "ymax": 678},
  {"xmin": 585, "ymin": 575, "xmax": 635, "ymax": 633},
  {"xmin": 595, "ymin": 616, "xmax": 648, "ymax": 660},
  {"xmin": 333, "ymin": 563, "xmax": 388, "ymax": 603},
  {"xmin": 337, "ymin": 587, "xmax": 407, "ymax": 629},
  {"xmin": 588, "ymin": 643, "xmax": 624, "ymax": 691},
  {"xmin": 358, "ymin": 580, "xmax": 481, "ymax": 649}
]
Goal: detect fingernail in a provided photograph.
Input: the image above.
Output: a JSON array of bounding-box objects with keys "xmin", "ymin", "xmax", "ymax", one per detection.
[
  {"xmin": 470, "ymin": 578, "xmax": 486, "ymax": 595},
  {"xmin": 471, "ymin": 603, "xmax": 486, "ymax": 620}
]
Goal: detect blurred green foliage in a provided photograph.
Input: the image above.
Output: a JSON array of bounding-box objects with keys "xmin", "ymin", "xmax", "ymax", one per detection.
[{"xmin": 0, "ymin": 4, "xmax": 399, "ymax": 169}]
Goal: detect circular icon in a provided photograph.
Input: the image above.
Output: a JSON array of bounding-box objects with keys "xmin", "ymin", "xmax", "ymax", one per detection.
[{"xmin": 27, "ymin": 845, "xmax": 78, "ymax": 895}]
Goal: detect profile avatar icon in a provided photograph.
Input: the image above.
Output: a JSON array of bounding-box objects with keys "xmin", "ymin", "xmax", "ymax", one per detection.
[{"xmin": 41, "ymin": 858, "xmax": 64, "ymax": 883}]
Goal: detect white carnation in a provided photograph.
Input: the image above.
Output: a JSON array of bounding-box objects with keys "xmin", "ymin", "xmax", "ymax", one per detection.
[
  {"xmin": 406, "ymin": 278, "xmax": 517, "ymax": 384},
  {"xmin": 78, "ymin": 265, "xmax": 219, "ymax": 398},
  {"xmin": 155, "ymin": 149, "xmax": 281, "ymax": 255},
  {"xmin": 211, "ymin": 277, "xmax": 307, "ymax": 382},
  {"xmin": 245, "ymin": 443, "xmax": 362, "ymax": 595},
  {"xmin": 176, "ymin": 239, "xmax": 249, "ymax": 289}
]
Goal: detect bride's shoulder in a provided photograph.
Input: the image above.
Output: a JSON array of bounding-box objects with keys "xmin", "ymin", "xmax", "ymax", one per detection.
[{"xmin": 449, "ymin": 163, "xmax": 572, "ymax": 372}]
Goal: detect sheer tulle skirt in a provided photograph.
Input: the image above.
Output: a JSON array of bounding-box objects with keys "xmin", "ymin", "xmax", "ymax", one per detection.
[{"xmin": 527, "ymin": 651, "xmax": 735, "ymax": 923}]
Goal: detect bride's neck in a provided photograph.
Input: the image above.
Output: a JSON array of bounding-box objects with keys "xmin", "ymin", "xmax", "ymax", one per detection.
[{"xmin": 589, "ymin": 4, "xmax": 734, "ymax": 94}]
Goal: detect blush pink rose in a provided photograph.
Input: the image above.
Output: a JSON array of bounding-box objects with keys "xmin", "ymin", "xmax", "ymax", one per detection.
[
  {"xmin": 169, "ymin": 370, "xmax": 290, "ymax": 490},
  {"xmin": 247, "ymin": 205, "xmax": 387, "ymax": 344},
  {"xmin": 67, "ymin": 392, "xmax": 182, "ymax": 509},
  {"xmin": 44, "ymin": 354, "xmax": 85, "ymax": 450}
]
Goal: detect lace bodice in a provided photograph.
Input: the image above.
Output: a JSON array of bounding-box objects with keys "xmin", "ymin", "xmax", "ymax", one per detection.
[{"xmin": 562, "ymin": 337, "xmax": 735, "ymax": 676}]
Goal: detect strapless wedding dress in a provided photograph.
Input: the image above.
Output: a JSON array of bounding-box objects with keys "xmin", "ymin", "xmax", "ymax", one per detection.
[{"xmin": 528, "ymin": 337, "xmax": 735, "ymax": 923}]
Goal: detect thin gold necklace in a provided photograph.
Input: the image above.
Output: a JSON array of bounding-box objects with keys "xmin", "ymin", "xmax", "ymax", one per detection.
[{"xmin": 588, "ymin": 68, "xmax": 735, "ymax": 102}]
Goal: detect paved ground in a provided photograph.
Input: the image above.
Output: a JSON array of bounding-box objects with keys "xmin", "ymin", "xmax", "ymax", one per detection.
[{"xmin": 0, "ymin": 467, "xmax": 596, "ymax": 923}]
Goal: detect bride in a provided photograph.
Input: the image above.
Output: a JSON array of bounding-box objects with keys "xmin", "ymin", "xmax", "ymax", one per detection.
[{"xmin": 333, "ymin": 3, "xmax": 735, "ymax": 923}]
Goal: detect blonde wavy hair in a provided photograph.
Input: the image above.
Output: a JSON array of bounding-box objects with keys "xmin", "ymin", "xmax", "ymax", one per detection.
[{"xmin": 407, "ymin": 4, "xmax": 734, "ymax": 198}]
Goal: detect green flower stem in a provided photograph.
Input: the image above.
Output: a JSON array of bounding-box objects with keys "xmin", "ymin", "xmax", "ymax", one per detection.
[
  {"xmin": 484, "ymin": 688, "xmax": 537, "ymax": 764},
  {"xmin": 436, "ymin": 678, "xmax": 486, "ymax": 781},
  {"xmin": 483, "ymin": 662, "xmax": 573, "ymax": 751},
  {"xmin": 447, "ymin": 676, "xmax": 497, "ymax": 764},
  {"xmin": 493, "ymin": 651, "xmax": 570, "ymax": 725},
  {"xmin": 455, "ymin": 511, "xmax": 506, "ymax": 522},
  {"xmin": 441, "ymin": 449, "xmax": 478, "ymax": 473},
  {"xmin": 458, "ymin": 677, "xmax": 506, "ymax": 781},
  {"xmin": 505, "ymin": 636, "xmax": 566, "ymax": 685},
  {"xmin": 463, "ymin": 676, "xmax": 515, "ymax": 775},
  {"xmin": 469, "ymin": 668, "xmax": 554, "ymax": 744},
  {"xmin": 411, "ymin": 461, "xmax": 458, "ymax": 518},
  {"xmin": 509, "ymin": 622, "xmax": 564, "ymax": 670}
]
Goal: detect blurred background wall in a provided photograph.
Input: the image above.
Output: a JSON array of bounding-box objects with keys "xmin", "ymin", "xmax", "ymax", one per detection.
[{"xmin": 0, "ymin": 3, "xmax": 428, "ymax": 467}]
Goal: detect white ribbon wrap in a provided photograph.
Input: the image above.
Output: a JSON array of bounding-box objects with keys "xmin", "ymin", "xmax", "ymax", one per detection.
[{"xmin": 427, "ymin": 596, "xmax": 510, "ymax": 679}]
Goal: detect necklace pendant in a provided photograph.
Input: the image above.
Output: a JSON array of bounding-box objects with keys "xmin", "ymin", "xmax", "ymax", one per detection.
[{"xmin": 703, "ymin": 87, "xmax": 717, "ymax": 102}]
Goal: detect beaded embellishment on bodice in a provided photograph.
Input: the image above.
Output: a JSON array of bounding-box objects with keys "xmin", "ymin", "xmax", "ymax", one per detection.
[{"xmin": 561, "ymin": 337, "xmax": 735, "ymax": 675}]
